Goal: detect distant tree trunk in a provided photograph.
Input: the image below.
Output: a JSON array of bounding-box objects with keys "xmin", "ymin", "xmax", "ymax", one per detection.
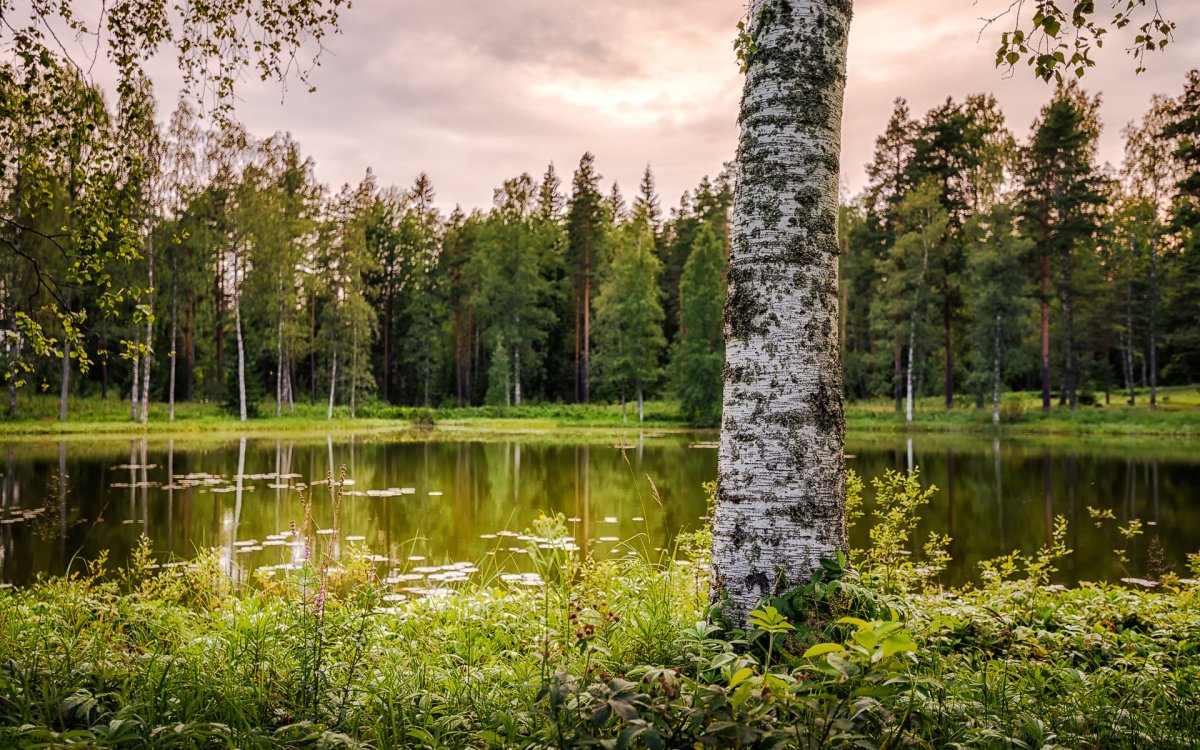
[
  {"xmin": 276, "ymin": 273, "xmax": 284, "ymax": 419},
  {"xmin": 583, "ymin": 264, "xmax": 591, "ymax": 403},
  {"xmin": 1058, "ymin": 246, "xmax": 1077, "ymax": 410},
  {"xmin": 310, "ymin": 288, "xmax": 317, "ymax": 406},
  {"xmin": 906, "ymin": 230, "xmax": 930, "ymax": 424},
  {"xmin": 992, "ymin": 312, "xmax": 1002, "ymax": 425},
  {"xmin": 637, "ymin": 384, "xmax": 644, "ymax": 423},
  {"xmin": 382, "ymin": 292, "xmax": 392, "ymax": 402},
  {"xmin": 130, "ymin": 355, "xmax": 140, "ymax": 421},
  {"xmin": 351, "ymin": 326, "xmax": 358, "ymax": 419},
  {"xmin": 215, "ymin": 253, "xmax": 225, "ymax": 390},
  {"xmin": 140, "ymin": 238, "xmax": 154, "ymax": 424},
  {"xmin": 234, "ymin": 254, "xmax": 247, "ymax": 423},
  {"xmin": 7, "ymin": 333, "xmax": 19, "ymax": 417},
  {"xmin": 186, "ymin": 291, "xmax": 195, "ymax": 401},
  {"xmin": 574, "ymin": 291, "xmax": 581, "ymax": 402},
  {"xmin": 327, "ymin": 346, "xmax": 338, "ymax": 420},
  {"xmin": 1148, "ymin": 231, "xmax": 1158, "ymax": 408},
  {"xmin": 1040, "ymin": 253, "xmax": 1051, "ymax": 411},
  {"xmin": 943, "ymin": 298, "xmax": 953, "ymax": 410},
  {"xmin": 892, "ymin": 328, "xmax": 902, "ymax": 412},
  {"xmin": 169, "ymin": 274, "xmax": 177, "ymax": 422},
  {"xmin": 712, "ymin": 0, "xmax": 851, "ymax": 620},
  {"xmin": 621, "ymin": 389, "xmax": 627, "ymax": 422},
  {"xmin": 58, "ymin": 340, "xmax": 69, "ymax": 421},
  {"xmin": 513, "ymin": 311, "xmax": 522, "ymax": 407}
]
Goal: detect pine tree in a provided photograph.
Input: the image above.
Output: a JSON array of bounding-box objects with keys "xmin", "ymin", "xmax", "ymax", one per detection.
[
  {"xmin": 673, "ymin": 224, "xmax": 725, "ymax": 425},
  {"xmin": 1020, "ymin": 82, "xmax": 1106, "ymax": 410}
]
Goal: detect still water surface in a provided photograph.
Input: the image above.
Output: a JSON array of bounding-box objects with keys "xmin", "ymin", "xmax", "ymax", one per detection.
[{"xmin": 0, "ymin": 431, "xmax": 1197, "ymax": 587}]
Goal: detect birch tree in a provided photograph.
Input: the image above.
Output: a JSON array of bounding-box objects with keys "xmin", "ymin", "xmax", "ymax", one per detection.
[
  {"xmin": 1122, "ymin": 97, "xmax": 1180, "ymax": 408},
  {"xmin": 713, "ymin": 0, "xmax": 852, "ymax": 619},
  {"xmin": 965, "ymin": 203, "xmax": 1033, "ymax": 423}
]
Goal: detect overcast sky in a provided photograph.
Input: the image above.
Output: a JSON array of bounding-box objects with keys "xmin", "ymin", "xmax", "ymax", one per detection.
[{"xmin": 134, "ymin": 0, "xmax": 1200, "ymax": 213}]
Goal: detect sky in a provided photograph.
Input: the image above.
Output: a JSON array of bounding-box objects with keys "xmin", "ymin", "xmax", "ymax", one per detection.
[{"xmin": 117, "ymin": 1, "xmax": 1200, "ymax": 212}]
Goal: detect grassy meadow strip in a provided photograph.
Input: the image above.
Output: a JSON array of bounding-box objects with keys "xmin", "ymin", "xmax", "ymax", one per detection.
[
  {"xmin": 1, "ymin": 472, "xmax": 1198, "ymax": 748},
  {"xmin": 3, "ymin": 386, "xmax": 1200, "ymax": 438}
]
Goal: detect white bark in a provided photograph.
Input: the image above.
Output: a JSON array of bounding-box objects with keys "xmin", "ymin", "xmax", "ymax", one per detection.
[
  {"xmin": 58, "ymin": 340, "xmax": 69, "ymax": 421},
  {"xmin": 276, "ymin": 274, "xmax": 285, "ymax": 419},
  {"xmin": 905, "ymin": 220, "xmax": 930, "ymax": 424},
  {"xmin": 712, "ymin": 0, "xmax": 852, "ymax": 619},
  {"xmin": 327, "ymin": 346, "xmax": 338, "ymax": 420},
  {"xmin": 168, "ymin": 274, "xmax": 177, "ymax": 422},
  {"xmin": 130, "ymin": 356, "xmax": 140, "ymax": 421},
  {"xmin": 234, "ymin": 251, "xmax": 247, "ymax": 422},
  {"xmin": 637, "ymin": 385, "xmax": 644, "ymax": 423},
  {"xmin": 140, "ymin": 237, "xmax": 154, "ymax": 424}
]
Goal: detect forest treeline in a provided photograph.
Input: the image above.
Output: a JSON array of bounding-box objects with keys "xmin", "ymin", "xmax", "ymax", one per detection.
[{"xmin": 2, "ymin": 66, "xmax": 1199, "ymax": 424}]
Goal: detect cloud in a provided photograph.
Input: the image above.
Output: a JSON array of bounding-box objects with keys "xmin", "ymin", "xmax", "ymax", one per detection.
[{"xmin": 104, "ymin": 0, "xmax": 1200, "ymax": 211}]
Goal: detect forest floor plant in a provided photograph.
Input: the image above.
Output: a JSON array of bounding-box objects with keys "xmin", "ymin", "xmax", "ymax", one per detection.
[{"xmin": 0, "ymin": 470, "xmax": 1198, "ymax": 748}]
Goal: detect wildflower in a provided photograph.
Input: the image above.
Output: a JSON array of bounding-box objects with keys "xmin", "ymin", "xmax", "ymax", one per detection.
[{"xmin": 314, "ymin": 581, "xmax": 327, "ymax": 616}]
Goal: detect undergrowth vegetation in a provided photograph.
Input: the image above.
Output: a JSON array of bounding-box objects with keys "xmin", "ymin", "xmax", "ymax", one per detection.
[{"xmin": 1, "ymin": 471, "xmax": 1198, "ymax": 748}]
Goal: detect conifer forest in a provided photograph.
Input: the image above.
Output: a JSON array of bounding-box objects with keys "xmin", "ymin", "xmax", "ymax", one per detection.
[{"xmin": 4, "ymin": 72, "xmax": 1200, "ymax": 425}]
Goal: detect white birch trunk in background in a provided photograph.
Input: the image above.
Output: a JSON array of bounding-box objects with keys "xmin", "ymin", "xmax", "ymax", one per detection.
[
  {"xmin": 327, "ymin": 346, "xmax": 338, "ymax": 420},
  {"xmin": 139, "ymin": 238, "xmax": 154, "ymax": 424},
  {"xmin": 168, "ymin": 274, "xmax": 177, "ymax": 422},
  {"xmin": 234, "ymin": 253, "xmax": 247, "ymax": 423},
  {"xmin": 905, "ymin": 227, "xmax": 930, "ymax": 424},
  {"xmin": 713, "ymin": 0, "xmax": 852, "ymax": 620},
  {"xmin": 276, "ymin": 272, "xmax": 284, "ymax": 418},
  {"xmin": 130, "ymin": 356, "xmax": 140, "ymax": 421},
  {"xmin": 58, "ymin": 340, "xmax": 69, "ymax": 421}
]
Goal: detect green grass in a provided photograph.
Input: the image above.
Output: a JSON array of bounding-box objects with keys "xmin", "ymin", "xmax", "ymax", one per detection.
[
  {"xmin": 3, "ymin": 385, "xmax": 1200, "ymax": 438},
  {"xmin": 1, "ymin": 478, "xmax": 1198, "ymax": 749}
]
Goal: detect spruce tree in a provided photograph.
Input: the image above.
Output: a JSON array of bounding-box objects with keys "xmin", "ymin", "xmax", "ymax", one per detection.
[
  {"xmin": 673, "ymin": 224, "xmax": 725, "ymax": 425},
  {"xmin": 566, "ymin": 153, "xmax": 605, "ymax": 403},
  {"xmin": 593, "ymin": 218, "xmax": 665, "ymax": 421}
]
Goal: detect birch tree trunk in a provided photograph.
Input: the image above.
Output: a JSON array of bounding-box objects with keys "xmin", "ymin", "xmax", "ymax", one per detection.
[
  {"xmin": 234, "ymin": 253, "xmax": 247, "ymax": 423},
  {"xmin": 327, "ymin": 346, "xmax": 338, "ymax": 420},
  {"xmin": 140, "ymin": 238, "xmax": 154, "ymax": 424},
  {"xmin": 351, "ymin": 326, "xmax": 357, "ymax": 419},
  {"xmin": 713, "ymin": 0, "xmax": 851, "ymax": 620},
  {"xmin": 130, "ymin": 356, "xmax": 140, "ymax": 421},
  {"xmin": 1148, "ymin": 231, "xmax": 1158, "ymax": 408},
  {"xmin": 58, "ymin": 340, "xmax": 69, "ymax": 421},
  {"xmin": 276, "ymin": 272, "xmax": 285, "ymax": 419},
  {"xmin": 905, "ymin": 237, "xmax": 929, "ymax": 423},
  {"xmin": 637, "ymin": 385, "xmax": 644, "ymax": 423},
  {"xmin": 169, "ymin": 266, "xmax": 177, "ymax": 422}
]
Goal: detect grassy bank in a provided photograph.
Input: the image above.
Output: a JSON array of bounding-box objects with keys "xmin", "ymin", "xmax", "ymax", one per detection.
[
  {"xmin": 2, "ymin": 386, "xmax": 1200, "ymax": 437},
  {"xmin": 2, "ymin": 477, "xmax": 1198, "ymax": 749}
]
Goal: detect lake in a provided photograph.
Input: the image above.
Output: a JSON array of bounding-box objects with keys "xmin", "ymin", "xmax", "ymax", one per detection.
[{"xmin": 1, "ymin": 430, "xmax": 1197, "ymax": 588}]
